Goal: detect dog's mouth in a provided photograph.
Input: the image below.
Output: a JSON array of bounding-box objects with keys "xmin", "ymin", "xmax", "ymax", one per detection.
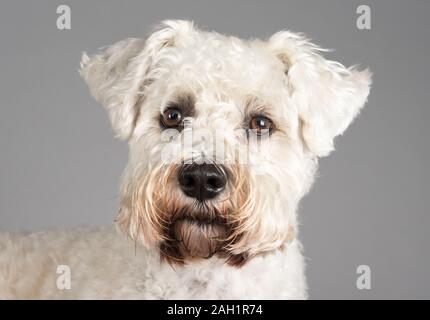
[
  {"xmin": 159, "ymin": 206, "xmax": 249, "ymax": 266},
  {"xmin": 172, "ymin": 218, "xmax": 228, "ymax": 259}
]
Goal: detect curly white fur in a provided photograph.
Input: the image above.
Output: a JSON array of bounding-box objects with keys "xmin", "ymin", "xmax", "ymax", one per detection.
[
  {"xmin": 0, "ymin": 20, "xmax": 371, "ymax": 299},
  {"xmin": 0, "ymin": 227, "xmax": 306, "ymax": 299}
]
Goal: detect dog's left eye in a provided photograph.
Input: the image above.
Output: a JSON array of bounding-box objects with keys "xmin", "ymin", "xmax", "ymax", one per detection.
[
  {"xmin": 249, "ymin": 116, "xmax": 273, "ymax": 135},
  {"xmin": 161, "ymin": 108, "xmax": 183, "ymax": 128}
]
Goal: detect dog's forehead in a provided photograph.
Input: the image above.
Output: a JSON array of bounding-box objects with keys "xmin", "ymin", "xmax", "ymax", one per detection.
[{"xmin": 163, "ymin": 33, "xmax": 286, "ymax": 96}]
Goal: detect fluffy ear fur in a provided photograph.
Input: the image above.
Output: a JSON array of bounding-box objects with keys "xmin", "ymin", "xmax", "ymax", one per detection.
[
  {"xmin": 268, "ymin": 31, "xmax": 372, "ymax": 157},
  {"xmin": 79, "ymin": 20, "xmax": 195, "ymax": 140}
]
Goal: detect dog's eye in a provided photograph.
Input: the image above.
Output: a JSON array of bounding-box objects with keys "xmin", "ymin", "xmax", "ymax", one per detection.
[
  {"xmin": 249, "ymin": 116, "xmax": 273, "ymax": 135},
  {"xmin": 161, "ymin": 108, "xmax": 183, "ymax": 128}
]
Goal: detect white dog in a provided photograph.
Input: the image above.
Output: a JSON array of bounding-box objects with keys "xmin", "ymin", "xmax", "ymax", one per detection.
[{"xmin": 0, "ymin": 20, "xmax": 371, "ymax": 299}]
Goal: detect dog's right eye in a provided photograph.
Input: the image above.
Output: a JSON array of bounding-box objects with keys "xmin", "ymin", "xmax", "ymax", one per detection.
[{"xmin": 160, "ymin": 108, "xmax": 183, "ymax": 128}]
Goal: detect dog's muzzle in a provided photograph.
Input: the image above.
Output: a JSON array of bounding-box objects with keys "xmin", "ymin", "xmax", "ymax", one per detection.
[{"xmin": 163, "ymin": 163, "xmax": 229, "ymax": 259}]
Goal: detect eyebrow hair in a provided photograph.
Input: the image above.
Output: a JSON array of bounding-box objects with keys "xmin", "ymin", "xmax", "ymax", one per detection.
[
  {"xmin": 165, "ymin": 93, "xmax": 196, "ymax": 118},
  {"xmin": 243, "ymin": 95, "xmax": 271, "ymax": 117}
]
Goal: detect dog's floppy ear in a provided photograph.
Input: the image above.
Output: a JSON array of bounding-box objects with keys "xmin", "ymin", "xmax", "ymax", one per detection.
[
  {"xmin": 79, "ymin": 20, "xmax": 195, "ymax": 140},
  {"xmin": 267, "ymin": 31, "xmax": 372, "ymax": 157}
]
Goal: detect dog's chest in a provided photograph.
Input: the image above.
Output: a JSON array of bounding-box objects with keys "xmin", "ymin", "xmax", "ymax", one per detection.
[{"xmin": 126, "ymin": 242, "xmax": 307, "ymax": 299}]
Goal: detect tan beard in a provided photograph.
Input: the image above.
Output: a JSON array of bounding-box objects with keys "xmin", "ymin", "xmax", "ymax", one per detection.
[{"xmin": 172, "ymin": 218, "xmax": 228, "ymax": 259}]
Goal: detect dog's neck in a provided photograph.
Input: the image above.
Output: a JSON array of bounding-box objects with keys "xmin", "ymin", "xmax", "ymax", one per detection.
[{"xmin": 129, "ymin": 236, "xmax": 307, "ymax": 299}]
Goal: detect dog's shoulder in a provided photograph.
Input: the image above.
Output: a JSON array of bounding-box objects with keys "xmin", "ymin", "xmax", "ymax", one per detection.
[{"xmin": 0, "ymin": 225, "xmax": 142, "ymax": 298}]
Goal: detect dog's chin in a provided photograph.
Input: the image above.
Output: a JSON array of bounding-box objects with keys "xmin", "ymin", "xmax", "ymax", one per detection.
[{"xmin": 172, "ymin": 218, "xmax": 228, "ymax": 259}]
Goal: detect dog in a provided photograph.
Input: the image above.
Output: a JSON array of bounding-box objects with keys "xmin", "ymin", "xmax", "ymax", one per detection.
[{"xmin": 0, "ymin": 20, "xmax": 371, "ymax": 299}]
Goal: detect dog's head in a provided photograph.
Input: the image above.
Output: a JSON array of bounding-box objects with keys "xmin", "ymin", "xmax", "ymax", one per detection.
[{"xmin": 80, "ymin": 20, "xmax": 371, "ymax": 266}]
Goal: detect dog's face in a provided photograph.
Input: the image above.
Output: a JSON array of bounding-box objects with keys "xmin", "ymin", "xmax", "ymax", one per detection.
[{"xmin": 80, "ymin": 20, "xmax": 371, "ymax": 266}]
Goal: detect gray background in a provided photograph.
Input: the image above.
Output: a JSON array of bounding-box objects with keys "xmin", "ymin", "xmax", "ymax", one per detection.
[{"xmin": 0, "ymin": 0, "xmax": 429, "ymax": 299}]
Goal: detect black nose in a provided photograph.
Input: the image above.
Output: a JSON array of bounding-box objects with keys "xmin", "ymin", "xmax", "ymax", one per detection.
[{"xmin": 178, "ymin": 164, "xmax": 227, "ymax": 202}]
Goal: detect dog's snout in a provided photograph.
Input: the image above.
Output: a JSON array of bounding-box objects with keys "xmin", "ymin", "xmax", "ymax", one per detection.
[{"xmin": 178, "ymin": 164, "xmax": 227, "ymax": 201}]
